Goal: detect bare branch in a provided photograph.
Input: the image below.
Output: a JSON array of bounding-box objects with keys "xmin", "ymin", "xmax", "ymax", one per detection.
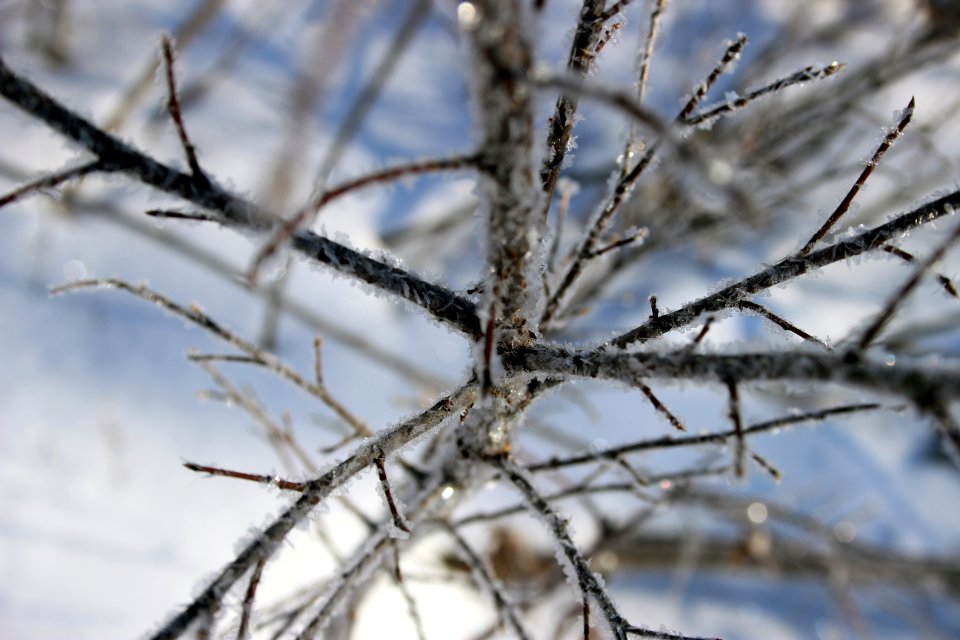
[
  {"xmin": 799, "ymin": 97, "xmax": 915, "ymax": 256},
  {"xmin": 0, "ymin": 159, "xmax": 101, "ymax": 208},
  {"xmin": 611, "ymin": 187, "xmax": 960, "ymax": 347},
  {"xmin": 0, "ymin": 57, "xmax": 482, "ymax": 338}
]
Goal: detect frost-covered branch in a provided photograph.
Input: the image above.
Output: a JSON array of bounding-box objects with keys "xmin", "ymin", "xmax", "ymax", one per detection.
[
  {"xmin": 611, "ymin": 187, "xmax": 960, "ymax": 347},
  {"xmin": 462, "ymin": 0, "xmax": 542, "ymax": 349},
  {"xmin": 505, "ymin": 345, "xmax": 960, "ymax": 409},
  {"xmin": 0, "ymin": 57, "xmax": 482, "ymax": 339}
]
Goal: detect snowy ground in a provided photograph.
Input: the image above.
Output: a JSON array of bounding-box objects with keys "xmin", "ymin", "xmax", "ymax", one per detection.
[{"xmin": 1, "ymin": 1, "xmax": 959, "ymax": 639}]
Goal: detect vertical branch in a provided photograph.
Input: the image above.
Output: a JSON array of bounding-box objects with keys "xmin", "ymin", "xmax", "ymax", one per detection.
[
  {"xmin": 376, "ymin": 454, "xmax": 411, "ymax": 534},
  {"xmin": 621, "ymin": 0, "xmax": 668, "ymax": 175},
  {"xmin": 236, "ymin": 559, "xmax": 266, "ymax": 640},
  {"xmin": 390, "ymin": 543, "xmax": 428, "ymax": 640},
  {"xmin": 725, "ymin": 379, "xmax": 745, "ymax": 478},
  {"xmin": 462, "ymin": 0, "xmax": 542, "ymax": 348},
  {"xmin": 539, "ymin": 0, "xmax": 608, "ymax": 222},
  {"xmin": 160, "ymin": 35, "xmax": 207, "ymax": 181}
]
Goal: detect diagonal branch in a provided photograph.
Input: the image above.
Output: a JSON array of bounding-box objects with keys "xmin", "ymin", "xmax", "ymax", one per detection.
[
  {"xmin": 610, "ymin": 187, "xmax": 960, "ymax": 348},
  {"xmin": 0, "ymin": 57, "xmax": 482, "ymax": 339},
  {"xmin": 145, "ymin": 382, "xmax": 476, "ymax": 640}
]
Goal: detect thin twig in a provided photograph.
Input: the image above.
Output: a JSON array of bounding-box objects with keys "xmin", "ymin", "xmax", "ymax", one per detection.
[
  {"xmin": 443, "ymin": 523, "xmax": 534, "ymax": 640},
  {"xmin": 376, "ymin": 454, "xmax": 411, "ymax": 534},
  {"xmin": 390, "ymin": 543, "xmax": 428, "ymax": 640},
  {"xmin": 684, "ymin": 61, "xmax": 846, "ymax": 127},
  {"xmin": 0, "ymin": 159, "xmax": 101, "ymax": 208},
  {"xmin": 882, "ymin": 244, "xmax": 959, "ymax": 298},
  {"xmin": 51, "ymin": 278, "xmax": 372, "ymax": 437},
  {"xmin": 236, "ymin": 559, "xmax": 266, "ymax": 640},
  {"xmin": 737, "ymin": 300, "xmax": 826, "ymax": 346},
  {"xmin": 725, "ymin": 379, "xmax": 745, "ymax": 478},
  {"xmin": 526, "ymin": 403, "xmax": 882, "ymax": 472},
  {"xmin": 610, "ymin": 187, "xmax": 960, "ymax": 347},
  {"xmin": 799, "ymin": 97, "xmax": 915, "ymax": 255},
  {"xmin": 494, "ymin": 456, "xmax": 630, "ymax": 640},
  {"xmin": 160, "ymin": 34, "xmax": 207, "ymax": 181},
  {"xmin": 858, "ymin": 217, "xmax": 960, "ymax": 349},
  {"xmin": 184, "ymin": 461, "xmax": 306, "ymax": 492},
  {"xmin": 250, "ymin": 154, "xmax": 479, "ymax": 280}
]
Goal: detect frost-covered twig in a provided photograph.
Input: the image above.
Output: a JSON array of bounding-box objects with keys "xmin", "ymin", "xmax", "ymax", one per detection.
[
  {"xmin": 857, "ymin": 217, "xmax": 960, "ymax": 350},
  {"xmin": 236, "ymin": 558, "xmax": 266, "ymax": 640},
  {"xmin": 251, "ymin": 153, "xmax": 479, "ymax": 279},
  {"xmin": 611, "ymin": 187, "xmax": 960, "ymax": 347},
  {"xmin": 183, "ymin": 461, "xmax": 306, "ymax": 492},
  {"xmin": 160, "ymin": 34, "xmax": 207, "ymax": 183},
  {"xmin": 736, "ymin": 300, "xmax": 826, "ymax": 346},
  {"xmin": 526, "ymin": 402, "xmax": 881, "ymax": 472},
  {"xmin": 539, "ymin": 0, "xmax": 611, "ymax": 222},
  {"xmin": 0, "ymin": 158, "xmax": 101, "ymax": 207},
  {"xmin": 799, "ymin": 97, "xmax": 915, "ymax": 256},
  {"xmin": 52, "ymin": 279, "xmax": 372, "ymax": 437},
  {"xmin": 493, "ymin": 455, "xmax": 631, "ymax": 640},
  {"xmin": 542, "ymin": 34, "xmax": 746, "ymax": 326},
  {"xmin": 454, "ymin": 467, "xmax": 728, "ymax": 526},
  {"xmin": 684, "ymin": 61, "xmax": 845, "ymax": 128}
]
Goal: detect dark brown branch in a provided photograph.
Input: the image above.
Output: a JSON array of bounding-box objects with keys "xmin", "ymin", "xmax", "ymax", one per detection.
[
  {"xmin": 236, "ymin": 559, "xmax": 266, "ymax": 640},
  {"xmin": 160, "ymin": 34, "xmax": 207, "ymax": 181},
  {"xmin": 882, "ymin": 244, "xmax": 959, "ymax": 298},
  {"xmin": 799, "ymin": 97, "xmax": 915, "ymax": 256},
  {"xmin": 725, "ymin": 379, "xmax": 745, "ymax": 478},
  {"xmin": 183, "ymin": 461, "xmax": 306, "ymax": 492},
  {"xmin": 737, "ymin": 300, "xmax": 826, "ymax": 346},
  {"xmin": 376, "ymin": 454, "xmax": 411, "ymax": 534}
]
